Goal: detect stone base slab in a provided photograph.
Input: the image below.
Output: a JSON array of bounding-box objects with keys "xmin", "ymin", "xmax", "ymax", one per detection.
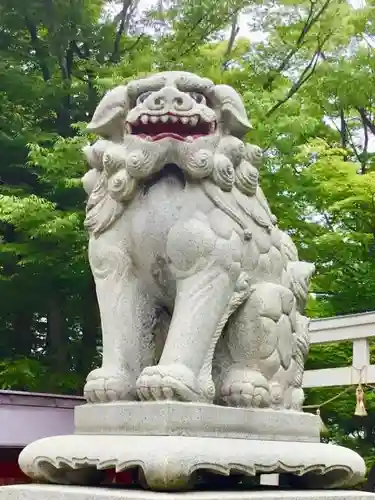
[
  {"xmin": 74, "ymin": 402, "xmax": 320, "ymax": 442},
  {"xmin": 18, "ymin": 434, "xmax": 366, "ymax": 491},
  {"xmin": 1, "ymin": 485, "xmax": 375, "ymax": 500}
]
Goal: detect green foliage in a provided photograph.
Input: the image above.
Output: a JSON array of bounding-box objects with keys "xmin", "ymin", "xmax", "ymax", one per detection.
[{"xmin": 1, "ymin": 0, "xmax": 375, "ymax": 467}]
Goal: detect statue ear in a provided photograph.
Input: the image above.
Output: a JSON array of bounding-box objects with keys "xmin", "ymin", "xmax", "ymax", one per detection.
[
  {"xmin": 87, "ymin": 85, "xmax": 129, "ymax": 141},
  {"xmin": 214, "ymin": 84, "xmax": 252, "ymax": 138}
]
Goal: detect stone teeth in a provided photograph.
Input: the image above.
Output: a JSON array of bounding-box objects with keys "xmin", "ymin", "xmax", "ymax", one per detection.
[
  {"xmin": 141, "ymin": 115, "xmax": 149, "ymax": 124},
  {"xmin": 170, "ymin": 116, "xmax": 178, "ymax": 123},
  {"xmin": 150, "ymin": 115, "xmax": 159, "ymax": 124},
  {"xmin": 209, "ymin": 121, "xmax": 216, "ymax": 133},
  {"xmin": 181, "ymin": 117, "xmax": 189, "ymax": 124},
  {"xmin": 161, "ymin": 115, "xmax": 169, "ymax": 123},
  {"xmin": 190, "ymin": 116, "xmax": 198, "ymax": 126}
]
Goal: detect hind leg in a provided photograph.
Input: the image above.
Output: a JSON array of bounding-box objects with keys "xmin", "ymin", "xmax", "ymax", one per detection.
[{"xmin": 221, "ymin": 282, "xmax": 296, "ymax": 408}]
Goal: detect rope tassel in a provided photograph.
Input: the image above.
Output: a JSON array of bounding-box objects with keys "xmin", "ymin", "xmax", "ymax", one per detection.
[{"xmin": 354, "ymin": 384, "xmax": 367, "ymax": 417}]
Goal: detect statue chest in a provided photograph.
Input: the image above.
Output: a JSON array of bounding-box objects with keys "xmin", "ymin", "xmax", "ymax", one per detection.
[{"xmin": 127, "ymin": 174, "xmax": 213, "ymax": 299}]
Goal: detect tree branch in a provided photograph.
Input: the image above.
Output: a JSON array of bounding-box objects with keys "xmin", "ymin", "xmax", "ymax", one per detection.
[
  {"xmin": 359, "ymin": 109, "xmax": 370, "ymax": 174},
  {"xmin": 344, "ymin": 119, "xmax": 362, "ymax": 166},
  {"xmin": 111, "ymin": 0, "xmax": 133, "ymax": 63},
  {"xmin": 222, "ymin": 15, "xmax": 240, "ymax": 70},
  {"xmin": 119, "ymin": 33, "xmax": 145, "ymax": 55},
  {"xmin": 263, "ymin": 0, "xmax": 331, "ymax": 90},
  {"xmin": 339, "ymin": 109, "xmax": 347, "ymax": 149},
  {"xmin": 357, "ymin": 107, "xmax": 375, "ymax": 136},
  {"xmin": 265, "ymin": 51, "xmax": 320, "ymax": 117},
  {"xmin": 177, "ymin": 4, "xmax": 245, "ymax": 59},
  {"xmin": 265, "ymin": 33, "xmax": 331, "ymax": 117}
]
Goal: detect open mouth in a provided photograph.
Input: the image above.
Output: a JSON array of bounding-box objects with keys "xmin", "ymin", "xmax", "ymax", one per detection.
[{"xmin": 126, "ymin": 113, "xmax": 216, "ymax": 142}]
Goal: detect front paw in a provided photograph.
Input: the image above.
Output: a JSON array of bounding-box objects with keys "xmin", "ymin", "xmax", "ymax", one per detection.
[
  {"xmin": 136, "ymin": 363, "xmax": 201, "ymax": 402},
  {"xmin": 84, "ymin": 368, "xmax": 133, "ymax": 403}
]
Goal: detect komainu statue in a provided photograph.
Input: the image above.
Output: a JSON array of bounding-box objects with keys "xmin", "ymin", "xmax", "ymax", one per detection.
[
  {"xmin": 82, "ymin": 71, "xmax": 315, "ymax": 410},
  {"xmin": 16, "ymin": 72, "xmax": 366, "ymax": 492}
]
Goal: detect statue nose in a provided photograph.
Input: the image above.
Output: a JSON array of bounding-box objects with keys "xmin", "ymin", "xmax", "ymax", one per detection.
[{"xmin": 147, "ymin": 88, "xmax": 193, "ymax": 112}]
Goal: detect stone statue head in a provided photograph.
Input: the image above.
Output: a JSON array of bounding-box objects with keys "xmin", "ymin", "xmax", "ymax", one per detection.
[
  {"xmin": 86, "ymin": 71, "xmax": 252, "ymax": 143},
  {"xmin": 82, "ymin": 71, "xmax": 262, "ymax": 235}
]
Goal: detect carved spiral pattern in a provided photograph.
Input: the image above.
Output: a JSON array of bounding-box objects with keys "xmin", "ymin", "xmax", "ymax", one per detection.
[
  {"xmin": 246, "ymin": 144, "xmax": 263, "ymax": 168},
  {"xmin": 107, "ymin": 169, "xmax": 137, "ymax": 202},
  {"xmin": 212, "ymin": 154, "xmax": 235, "ymax": 191},
  {"xmin": 185, "ymin": 149, "xmax": 214, "ymax": 179},
  {"xmin": 103, "ymin": 147, "xmax": 127, "ymax": 176},
  {"xmin": 125, "ymin": 149, "xmax": 157, "ymax": 179},
  {"xmin": 235, "ymin": 160, "xmax": 259, "ymax": 196},
  {"xmin": 217, "ymin": 137, "xmax": 246, "ymax": 167}
]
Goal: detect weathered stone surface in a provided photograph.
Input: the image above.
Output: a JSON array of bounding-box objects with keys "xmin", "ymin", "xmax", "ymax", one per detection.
[
  {"xmin": 74, "ymin": 401, "xmax": 320, "ymax": 441},
  {"xmin": 1, "ymin": 484, "xmax": 375, "ymax": 500},
  {"xmin": 18, "ymin": 433, "xmax": 365, "ymax": 491}
]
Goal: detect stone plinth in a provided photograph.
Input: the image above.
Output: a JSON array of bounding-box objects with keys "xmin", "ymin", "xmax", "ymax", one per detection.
[
  {"xmin": 74, "ymin": 401, "xmax": 320, "ymax": 441},
  {"xmin": 1, "ymin": 484, "xmax": 375, "ymax": 500},
  {"xmin": 18, "ymin": 402, "xmax": 365, "ymax": 491}
]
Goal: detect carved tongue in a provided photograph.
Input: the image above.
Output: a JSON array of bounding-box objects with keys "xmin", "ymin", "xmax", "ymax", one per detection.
[
  {"xmin": 152, "ymin": 133, "xmax": 187, "ymax": 141},
  {"xmin": 137, "ymin": 133, "xmax": 204, "ymax": 142}
]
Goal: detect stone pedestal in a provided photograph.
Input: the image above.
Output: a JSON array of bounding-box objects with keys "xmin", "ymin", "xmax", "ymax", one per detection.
[
  {"xmin": 17, "ymin": 402, "xmax": 365, "ymax": 491},
  {"xmin": 1, "ymin": 484, "xmax": 375, "ymax": 500}
]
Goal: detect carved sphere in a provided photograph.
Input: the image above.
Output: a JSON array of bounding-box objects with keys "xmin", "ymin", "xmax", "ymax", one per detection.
[
  {"xmin": 235, "ymin": 160, "xmax": 259, "ymax": 196},
  {"xmin": 107, "ymin": 169, "xmax": 137, "ymax": 202},
  {"xmin": 218, "ymin": 137, "xmax": 246, "ymax": 167},
  {"xmin": 212, "ymin": 154, "xmax": 235, "ymax": 191},
  {"xmin": 185, "ymin": 149, "xmax": 214, "ymax": 179},
  {"xmin": 103, "ymin": 147, "xmax": 127, "ymax": 176},
  {"xmin": 246, "ymin": 144, "xmax": 263, "ymax": 168},
  {"xmin": 125, "ymin": 149, "xmax": 155, "ymax": 179}
]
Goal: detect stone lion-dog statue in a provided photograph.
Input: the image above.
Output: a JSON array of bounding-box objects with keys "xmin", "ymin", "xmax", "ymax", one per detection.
[{"xmin": 82, "ymin": 71, "xmax": 315, "ymax": 410}]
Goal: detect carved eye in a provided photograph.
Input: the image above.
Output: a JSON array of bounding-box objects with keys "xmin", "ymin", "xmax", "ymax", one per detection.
[
  {"xmin": 190, "ymin": 92, "xmax": 206, "ymax": 104},
  {"xmin": 137, "ymin": 92, "xmax": 152, "ymax": 104}
]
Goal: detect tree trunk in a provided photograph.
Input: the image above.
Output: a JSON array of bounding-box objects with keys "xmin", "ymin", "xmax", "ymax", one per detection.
[
  {"xmin": 12, "ymin": 311, "xmax": 34, "ymax": 357},
  {"xmin": 77, "ymin": 276, "xmax": 100, "ymax": 376},
  {"xmin": 46, "ymin": 297, "xmax": 68, "ymax": 373}
]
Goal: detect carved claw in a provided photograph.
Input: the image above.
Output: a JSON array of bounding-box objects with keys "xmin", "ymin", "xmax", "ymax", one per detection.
[
  {"xmin": 269, "ymin": 381, "xmax": 285, "ymax": 408},
  {"xmin": 221, "ymin": 368, "xmax": 271, "ymax": 408},
  {"xmin": 84, "ymin": 368, "xmax": 133, "ymax": 403},
  {"xmin": 136, "ymin": 363, "xmax": 201, "ymax": 402}
]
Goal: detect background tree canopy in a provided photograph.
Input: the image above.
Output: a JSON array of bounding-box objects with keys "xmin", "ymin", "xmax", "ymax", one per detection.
[{"xmin": 1, "ymin": 0, "xmax": 375, "ymax": 466}]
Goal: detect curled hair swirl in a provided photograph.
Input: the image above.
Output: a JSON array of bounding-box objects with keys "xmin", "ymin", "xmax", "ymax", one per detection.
[
  {"xmin": 212, "ymin": 154, "xmax": 235, "ymax": 191},
  {"xmin": 235, "ymin": 160, "xmax": 259, "ymax": 196}
]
